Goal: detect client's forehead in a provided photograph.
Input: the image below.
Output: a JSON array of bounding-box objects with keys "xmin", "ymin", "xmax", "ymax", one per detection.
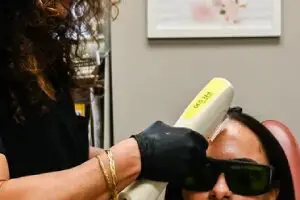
[{"xmin": 207, "ymin": 119, "xmax": 269, "ymax": 165}]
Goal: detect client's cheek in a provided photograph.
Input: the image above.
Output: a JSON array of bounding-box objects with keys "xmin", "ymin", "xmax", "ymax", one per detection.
[{"xmin": 182, "ymin": 189, "xmax": 208, "ymax": 200}]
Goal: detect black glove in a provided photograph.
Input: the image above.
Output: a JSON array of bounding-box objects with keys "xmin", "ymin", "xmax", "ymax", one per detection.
[{"xmin": 131, "ymin": 120, "xmax": 208, "ymax": 182}]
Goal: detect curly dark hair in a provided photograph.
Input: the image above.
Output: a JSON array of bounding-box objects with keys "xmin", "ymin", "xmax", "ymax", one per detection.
[{"xmin": 0, "ymin": 0, "xmax": 104, "ymax": 123}]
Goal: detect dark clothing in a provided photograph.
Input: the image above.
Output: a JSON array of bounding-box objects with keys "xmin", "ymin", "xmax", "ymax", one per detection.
[
  {"xmin": 0, "ymin": 88, "xmax": 89, "ymax": 178},
  {"xmin": 165, "ymin": 183, "xmax": 184, "ymax": 200}
]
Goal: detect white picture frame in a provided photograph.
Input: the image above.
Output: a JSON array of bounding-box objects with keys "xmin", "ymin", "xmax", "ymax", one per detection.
[{"xmin": 147, "ymin": 0, "xmax": 281, "ymax": 38}]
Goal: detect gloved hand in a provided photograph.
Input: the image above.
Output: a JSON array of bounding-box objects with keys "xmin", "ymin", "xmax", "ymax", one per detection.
[{"xmin": 131, "ymin": 121, "xmax": 208, "ymax": 182}]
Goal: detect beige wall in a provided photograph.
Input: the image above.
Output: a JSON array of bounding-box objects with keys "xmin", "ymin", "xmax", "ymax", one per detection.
[{"xmin": 111, "ymin": 0, "xmax": 300, "ymax": 143}]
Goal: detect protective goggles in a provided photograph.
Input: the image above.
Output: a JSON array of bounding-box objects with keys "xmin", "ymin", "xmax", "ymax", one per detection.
[{"xmin": 182, "ymin": 158, "xmax": 277, "ymax": 196}]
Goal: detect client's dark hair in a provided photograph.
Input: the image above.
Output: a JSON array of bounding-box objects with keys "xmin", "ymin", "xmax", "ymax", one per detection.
[{"xmin": 165, "ymin": 106, "xmax": 294, "ymax": 200}]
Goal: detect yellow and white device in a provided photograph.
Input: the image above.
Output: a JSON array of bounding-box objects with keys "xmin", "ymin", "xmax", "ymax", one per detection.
[{"xmin": 118, "ymin": 77, "xmax": 234, "ymax": 200}]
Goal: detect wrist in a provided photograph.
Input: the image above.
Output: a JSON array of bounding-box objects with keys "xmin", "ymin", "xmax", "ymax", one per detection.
[
  {"xmin": 89, "ymin": 146, "xmax": 105, "ymax": 159},
  {"xmin": 110, "ymin": 138, "xmax": 141, "ymax": 190},
  {"xmin": 124, "ymin": 138, "xmax": 141, "ymax": 176}
]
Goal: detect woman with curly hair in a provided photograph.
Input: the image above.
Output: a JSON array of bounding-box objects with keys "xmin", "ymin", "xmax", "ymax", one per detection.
[{"xmin": 0, "ymin": 1, "xmax": 209, "ymax": 199}]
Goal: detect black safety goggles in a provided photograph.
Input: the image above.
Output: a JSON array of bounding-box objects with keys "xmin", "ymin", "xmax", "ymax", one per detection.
[{"xmin": 182, "ymin": 158, "xmax": 277, "ymax": 196}]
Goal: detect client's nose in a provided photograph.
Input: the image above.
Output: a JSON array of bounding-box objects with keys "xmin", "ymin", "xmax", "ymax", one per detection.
[{"xmin": 209, "ymin": 174, "xmax": 232, "ymax": 199}]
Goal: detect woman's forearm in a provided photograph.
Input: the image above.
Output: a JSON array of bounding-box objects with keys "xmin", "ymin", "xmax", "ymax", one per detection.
[
  {"xmin": 89, "ymin": 146, "xmax": 103, "ymax": 159},
  {"xmin": 0, "ymin": 138, "xmax": 141, "ymax": 200},
  {"xmin": 110, "ymin": 138, "xmax": 141, "ymax": 192}
]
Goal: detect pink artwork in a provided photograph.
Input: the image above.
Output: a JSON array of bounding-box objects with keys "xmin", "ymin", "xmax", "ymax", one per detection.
[
  {"xmin": 221, "ymin": 0, "xmax": 247, "ymax": 23},
  {"xmin": 213, "ymin": 0, "xmax": 223, "ymax": 7},
  {"xmin": 192, "ymin": 3, "xmax": 215, "ymax": 21},
  {"xmin": 147, "ymin": 0, "xmax": 281, "ymax": 38},
  {"xmin": 191, "ymin": 0, "xmax": 247, "ymax": 24}
]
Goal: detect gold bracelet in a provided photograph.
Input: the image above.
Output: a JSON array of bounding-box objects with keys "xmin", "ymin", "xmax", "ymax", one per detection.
[
  {"xmin": 96, "ymin": 155, "xmax": 113, "ymax": 196},
  {"xmin": 105, "ymin": 149, "xmax": 118, "ymax": 200}
]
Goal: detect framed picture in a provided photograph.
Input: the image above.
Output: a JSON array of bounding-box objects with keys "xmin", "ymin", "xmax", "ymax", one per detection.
[{"xmin": 147, "ymin": 0, "xmax": 281, "ymax": 38}]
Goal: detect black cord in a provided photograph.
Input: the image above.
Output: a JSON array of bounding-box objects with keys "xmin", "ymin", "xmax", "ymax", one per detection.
[
  {"xmin": 89, "ymin": 105, "xmax": 95, "ymax": 146},
  {"xmin": 99, "ymin": 97, "xmax": 105, "ymax": 148},
  {"xmin": 98, "ymin": 58, "xmax": 106, "ymax": 148},
  {"xmin": 108, "ymin": 50, "xmax": 115, "ymax": 147}
]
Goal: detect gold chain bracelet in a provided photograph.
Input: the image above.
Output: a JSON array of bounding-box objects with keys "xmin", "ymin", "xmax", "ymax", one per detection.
[
  {"xmin": 96, "ymin": 155, "xmax": 113, "ymax": 196},
  {"xmin": 105, "ymin": 149, "xmax": 118, "ymax": 200}
]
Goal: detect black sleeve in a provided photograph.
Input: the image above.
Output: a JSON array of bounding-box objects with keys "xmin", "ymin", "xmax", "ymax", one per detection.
[
  {"xmin": 0, "ymin": 137, "xmax": 5, "ymax": 155},
  {"xmin": 0, "ymin": 87, "xmax": 8, "ymax": 155}
]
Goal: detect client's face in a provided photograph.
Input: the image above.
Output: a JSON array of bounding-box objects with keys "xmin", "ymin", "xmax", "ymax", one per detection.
[{"xmin": 182, "ymin": 119, "xmax": 279, "ymax": 200}]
